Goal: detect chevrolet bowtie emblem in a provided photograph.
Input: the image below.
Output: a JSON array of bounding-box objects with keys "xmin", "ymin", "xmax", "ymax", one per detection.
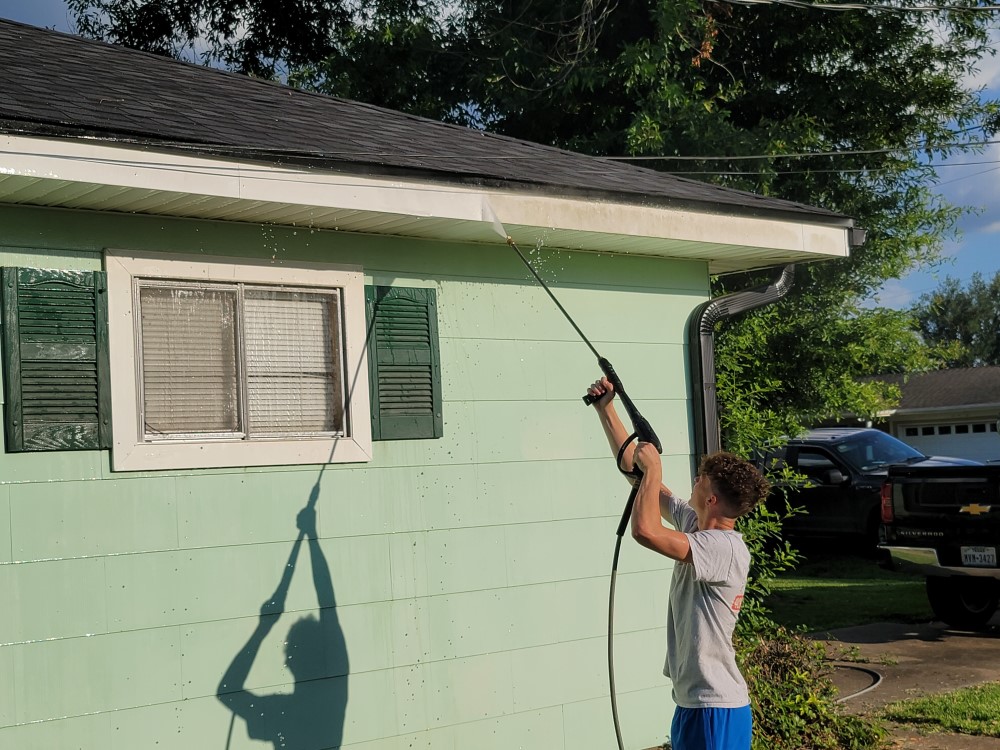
[{"xmin": 960, "ymin": 504, "xmax": 992, "ymax": 516}]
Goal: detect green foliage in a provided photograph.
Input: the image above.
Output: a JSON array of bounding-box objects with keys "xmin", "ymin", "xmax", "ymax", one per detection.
[
  {"xmin": 66, "ymin": 0, "xmax": 347, "ymax": 78},
  {"xmin": 716, "ymin": 298, "xmax": 940, "ymax": 430},
  {"xmin": 912, "ymin": 271, "xmax": 1000, "ymax": 367},
  {"xmin": 66, "ymin": 0, "xmax": 467, "ymax": 119},
  {"xmin": 738, "ymin": 624, "xmax": 887, "ymax": 750}
]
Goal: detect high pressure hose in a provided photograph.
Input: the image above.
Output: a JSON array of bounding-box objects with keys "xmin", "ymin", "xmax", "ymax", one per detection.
[{"xmin": 503, "ymin": 234, "xmax": 658, "ymax": 750}]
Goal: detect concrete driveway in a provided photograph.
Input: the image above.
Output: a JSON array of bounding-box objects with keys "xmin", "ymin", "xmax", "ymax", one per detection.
[{"xmin": 820, "ymin": 615, "xmax": 1000, "ymax": 749}]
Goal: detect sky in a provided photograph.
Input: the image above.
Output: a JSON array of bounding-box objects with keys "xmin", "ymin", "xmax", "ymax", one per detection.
[{"xmin": 2, "ymin": 0, "xmax": 999, "ymax": 310}]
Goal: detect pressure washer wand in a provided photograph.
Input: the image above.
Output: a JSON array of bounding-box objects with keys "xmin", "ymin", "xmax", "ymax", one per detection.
[
  {"xmin": 584, "ymin": 357, "xmax": 661, "ymax": 454},
  {"xmin": 505, "ymin": 233, "xmax": 659, "ymax": 750},
  {"xmin": 505, "ymin": 237, "xmax": 662, "ymax": 454}
]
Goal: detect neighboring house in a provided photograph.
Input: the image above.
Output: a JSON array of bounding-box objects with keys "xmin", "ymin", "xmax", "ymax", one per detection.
[
  {"xmin": 0, "ymin": 19, "xmax": 859, "ymax": 750},
  {"xmin": 874, "ymin": 367, "xmax": 1000, "ymax": 462}
]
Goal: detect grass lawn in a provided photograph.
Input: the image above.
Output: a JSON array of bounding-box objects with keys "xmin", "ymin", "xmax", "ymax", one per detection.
[
  {"xmin": 882, "ymin": 682, "xmax": 1000, "ymax": 736},
  {"xmin": 764, "ymin": 548, "xmax": 933, "ymax": 632}
]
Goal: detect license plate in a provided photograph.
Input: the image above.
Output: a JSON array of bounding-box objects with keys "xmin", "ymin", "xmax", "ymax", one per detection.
[{"xmin": 961, "ymin": 546, "xmax": 997, "ymax": 567}]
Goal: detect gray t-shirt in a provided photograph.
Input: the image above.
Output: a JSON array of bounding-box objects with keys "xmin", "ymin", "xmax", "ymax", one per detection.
[{"xmin": 662, "ymin": 492, "xmax": 750, "ymax": 708}]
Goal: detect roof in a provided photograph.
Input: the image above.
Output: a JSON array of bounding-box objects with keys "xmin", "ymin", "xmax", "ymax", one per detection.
[
  {"xmin": 876, "ymin": 367, "xmax": 1000, "ymax": 412},
  {"xmin": 0, "ymin": 19, "xmax": 858, "ymax": 272},
  {"xmin": 0, "ymin": 18, "xmax": 846, "ymax": 224},
  {"xmin": 792, "ymin": 427, "xmax": 879, "ymax": 444}
]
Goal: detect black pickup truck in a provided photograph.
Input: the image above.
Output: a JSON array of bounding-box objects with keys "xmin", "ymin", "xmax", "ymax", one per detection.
[
  {"xmin": 758, "ymin": 428, "xmax": 980, "ymax": 550},
  {"xmin": 881, "ymin": 464, "xmax": 1000, "ymax": 628}
]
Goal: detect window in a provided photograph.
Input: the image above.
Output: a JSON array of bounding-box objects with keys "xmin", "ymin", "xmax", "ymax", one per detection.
[
  {"xmin": 794, "ymin": 448, "xmax": 839, "ymax": 484},
  {"xmin": 974, "ymin": 423, "xmax": 987, "ymax": 433},
  {"xmin": 904, "ymin": 427, "xmax": 918, "ymax": 437},
  {"xmin": 956, "ymin": 424, "xmax": 969, "ymax": 434},
  {"xmin": 938, "ymin": 425, "xmax": 952, "ymax": 435},
  {"xmin": 135, "ymin": 282, "xmax": 345, "ymax": 441},
  {"xmin": 106, "ymin": 251, "xmax": 372, "ymax": 470},
  {"xmin": 922, "ymin": 426, "xmax": 935, "ymax": 436}
]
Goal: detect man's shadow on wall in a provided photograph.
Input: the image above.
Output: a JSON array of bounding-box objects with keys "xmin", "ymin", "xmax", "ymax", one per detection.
[{"xmin": 217, "ymin": 484, "xmax": 349, "ymax": 749}]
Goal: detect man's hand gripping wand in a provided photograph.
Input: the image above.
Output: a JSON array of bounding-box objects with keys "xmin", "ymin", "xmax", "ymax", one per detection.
[{"xmin": 583, "ymin": 357, "xmax": 662, "ymax": 534}]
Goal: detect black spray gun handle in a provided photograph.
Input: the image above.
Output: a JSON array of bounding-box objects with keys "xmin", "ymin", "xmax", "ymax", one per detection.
[{"xmin": 582, "ymin": 357, "xmax": 663, "ymax": 453}]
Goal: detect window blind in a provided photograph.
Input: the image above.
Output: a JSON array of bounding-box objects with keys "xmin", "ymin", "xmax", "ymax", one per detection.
[
  {"xmin": 244, "ymin": 289, "xmax": 344, "ymax": 435},
  {"xmin": 138, "ymin": 286, "xmax": 240, "ymax": 436}
]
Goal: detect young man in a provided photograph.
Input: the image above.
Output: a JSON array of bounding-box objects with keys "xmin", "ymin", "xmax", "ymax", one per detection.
[{"xmin": 587, "ymin": 377, "xmax": 770, "ymax": 750}]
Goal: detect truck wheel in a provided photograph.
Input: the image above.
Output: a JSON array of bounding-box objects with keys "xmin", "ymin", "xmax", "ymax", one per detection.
[{"xmin": 926, "ymin": 576, "xmax": 1000, "ymax": 630}]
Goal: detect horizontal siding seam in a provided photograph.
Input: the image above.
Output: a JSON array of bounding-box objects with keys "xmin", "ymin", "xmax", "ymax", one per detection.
[
  {"xmin": 0, "ymin": 518, "xmax": 681, "ymax": 563},
  {"xmin": 0, "ymin": 574, "xmax": 667, "ymax": 648}
]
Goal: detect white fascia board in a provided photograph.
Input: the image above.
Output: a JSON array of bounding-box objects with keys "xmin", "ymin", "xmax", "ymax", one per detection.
[
  {"xmin": 486, "ymin": 192, "xmax": 849, "ymax": 259},
  {"xmin": 0, "ymin": 134, "xmax": 851, "ymax": 261}
]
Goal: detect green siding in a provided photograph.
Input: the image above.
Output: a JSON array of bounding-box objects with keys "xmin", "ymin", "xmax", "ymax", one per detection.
[
  {"xmin": 0, "ymin": 485, "xmax": 9, "ymax": 564},
  {"xmin": 0, "ymin": 557, "xmax": 107, "ymax": 643},
  {"xmin": 13, "ymin": 627, "xmax": 182, "ymax": 724},
  {"xmin": 0, "ymin": 203, "xmax": 710, "ymax": 750},
  {"xmin": 0, "ymin": 646, "xmax": 13, "ymax": 729},
  {"xmin": 9, "ymin": 478, "xmax": 178, "ymax": 559}
]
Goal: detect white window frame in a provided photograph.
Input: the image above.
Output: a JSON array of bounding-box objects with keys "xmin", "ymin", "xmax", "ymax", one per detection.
[{"xmin": 106, "ymin": 250, "xmax": 372, "ymax": 471}]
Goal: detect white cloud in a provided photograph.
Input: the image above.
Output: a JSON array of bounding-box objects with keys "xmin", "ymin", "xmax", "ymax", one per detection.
[
  {"xmin": 867, "ymin": 279, "xmax": 916, "ymax": 309},
  {"xmin": 963, "ymin": 29, "xmax": 1000, "ymax": 92}
]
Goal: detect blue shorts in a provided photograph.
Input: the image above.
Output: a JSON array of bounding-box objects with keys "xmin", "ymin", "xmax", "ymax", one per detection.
[{"xmin": 670, "ymin": 705, "xmax": 752, "ymax": 750}]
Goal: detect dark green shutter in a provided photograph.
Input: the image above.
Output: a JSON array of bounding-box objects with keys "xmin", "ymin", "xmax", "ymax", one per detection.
[
  {"xmin": 2, "ymin": 267, "xmax": 111, "ymax": 451},
  {"xmin": 366, "ymin": 285, "xmax": 442, "ymax": 440}
]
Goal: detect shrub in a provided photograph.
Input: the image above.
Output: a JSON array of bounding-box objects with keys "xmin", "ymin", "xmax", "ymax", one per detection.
[{"xmin": 737, "ymin": 624, "xmax": 886, "ymax": 750}]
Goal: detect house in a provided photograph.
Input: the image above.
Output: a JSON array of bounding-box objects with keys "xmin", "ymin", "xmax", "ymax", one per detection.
[
  {"xmin": 874, "ymin": 367, "xmax": 1000, "ymax": 461},
  {"xmin": 0, "ymin": 18, "xmax": 860, "ymax": 750}
]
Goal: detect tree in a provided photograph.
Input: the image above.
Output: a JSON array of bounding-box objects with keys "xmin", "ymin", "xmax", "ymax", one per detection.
[
  {"xmin": 912, "ymin": 271, "xmax": 1000, "ymax": 367},
  {"xmin": 66, "ymin": 0, "xmax": 470, "ymax": 119},
  {"xmin": 470, "ymin": 0, "xmax": 996, "ymax": 433},
  {"xmin": 67, "ymin": 0, "xmax": 346, "ymax": 78}
]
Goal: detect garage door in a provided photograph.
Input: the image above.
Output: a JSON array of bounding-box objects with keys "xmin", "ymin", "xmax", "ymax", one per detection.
[{"xmin": 897, "ymin": 421, "xmax": 1000, "ymax": 462}]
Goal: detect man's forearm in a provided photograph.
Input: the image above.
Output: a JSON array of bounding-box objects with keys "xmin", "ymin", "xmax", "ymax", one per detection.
[
  {"xmin": 632, "ymin": 468, "xmax": 692, "ymax": 562},
  {"xmin": 595, "ymin": 404, "xmax": 636, "ymax": 472}
]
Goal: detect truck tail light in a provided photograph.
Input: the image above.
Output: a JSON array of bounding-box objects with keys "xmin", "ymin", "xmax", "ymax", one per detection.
[{"xmin": 881, "ymin": 481, "xmax": 894, "ymax": 523}]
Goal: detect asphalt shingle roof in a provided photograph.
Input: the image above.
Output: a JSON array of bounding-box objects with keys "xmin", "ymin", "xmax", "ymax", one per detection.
[
  {"xmin": 877, "ymin": 367, "xmax": 1000, "ymax": 410},
  {"xmin": 0, "ymin": 18, "xmax": 849, "ymax": 223}
]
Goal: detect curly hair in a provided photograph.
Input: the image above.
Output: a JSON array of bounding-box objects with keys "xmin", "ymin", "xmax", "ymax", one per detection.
[{"xmin": 698, "ymin": 451, "xmax": 771, "ymax": 518}]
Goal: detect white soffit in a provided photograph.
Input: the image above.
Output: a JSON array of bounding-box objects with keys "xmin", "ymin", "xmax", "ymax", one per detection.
[{"xmin": 0, "ymin": 135, "xmax": 851, "ymax": 273}]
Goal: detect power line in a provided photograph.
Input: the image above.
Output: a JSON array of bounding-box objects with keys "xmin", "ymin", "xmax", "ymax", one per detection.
[
  {"xmin": 664, "ymin": 157, "xmax": 1000, "ymax": 176},
  {"xmin": 602, "ymin": 137, "xmax": 1000, "ymax": 161},
  {"xmin": 716, "ymin": 0, "xmax": 1000, "ymax": 13}
]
